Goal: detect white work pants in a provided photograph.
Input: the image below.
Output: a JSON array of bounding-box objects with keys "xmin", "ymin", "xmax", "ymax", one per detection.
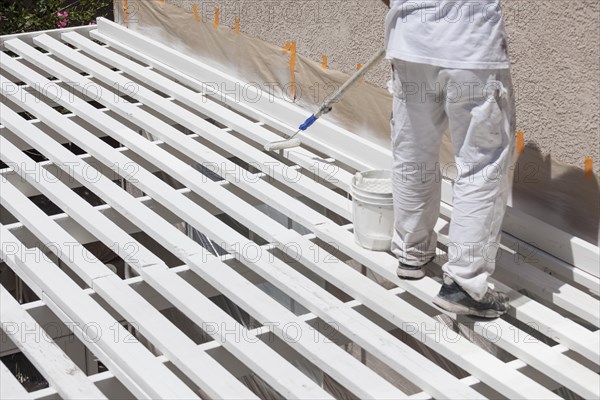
[{"xmin": 391, "ymin": 59, "xmax": 516, "ymax": 300}]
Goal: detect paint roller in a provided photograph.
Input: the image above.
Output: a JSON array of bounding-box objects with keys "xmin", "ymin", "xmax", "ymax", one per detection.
[{"xmin": 264, "ymin": 48, "xmax": 386, "ymax": 152}]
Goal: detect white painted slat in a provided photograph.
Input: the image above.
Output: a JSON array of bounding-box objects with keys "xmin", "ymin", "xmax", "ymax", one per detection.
[
  {"xmin": 9, "ymin": 40, "xmax": 496, "ymax": 399},
  {"xmin": 150, "ymin": 91, "xmax": 600, "ymax": 366},
  {"xmin": 0, "ymin": 95, "xmax": 406, "ymax": 400},
  {"xmin": 1, "ymin": 110, "xmax": 412, "ymax": 396},
  {"xmin": 407, "ymin": 346, "xmax": 572, "ymax": 400},
  {"xmin": 88, "ymin": 29, "xmax": 354, "ymax": 197},
  {"xmin": 0, "ymin": 226, "xmax": 198, "ymax": 400},
  {"xmin": 24, "ymin": 285, "xmax": 402, "ymax": 400},
  {"xmin": 93, "ymin": 18, "xmax": 599, "ymax": 316},
  {"xmin": 0, "ymin": 286, "xmax": 107, "ymax": 400},
  {"xmin": 502, "ymin": 207, "xmax": 599, "ymax": 278},
  {"xmin": 201, "ymin": 143, "xmax": 600, "ymax": 366},
  {"xmin": 142, "ymin": 265, "xmax": 409, "ymax": 400},
  {"xmin": 491, "ymin": 248, "xmax": 599, "ymax": 326},
  {"xmin": 92, "ymin": 18, "xmax": 600, "ymax": 278},
  {"xmin": 55, "ymin": 47, "xmax": 572, "ymax": 400},
  {"xmin": 500, "ymin": 231, "xmax": 600, "ymax": 297},
  {"xmin": 419, "ymin": 274, "xmax": 600, "ymax": 399},
  {"xmin": 0, "ymin": 24, "xmax": 95, "ymax": 46},
  {"xmin": 292, "ymin": 226, "xmax": 580, "ymax": 397},
  {"xmin": 0, "ymin": 361, "xmax": 33, "ymax": 400},
  {"xmin": 0, "ymin": 109, "xmax": 334, "ymax": 400}
]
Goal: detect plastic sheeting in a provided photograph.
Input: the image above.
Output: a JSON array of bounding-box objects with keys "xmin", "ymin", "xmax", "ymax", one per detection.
[
  {"xmin": 113, "ymin": 1, "xmax": 598, "ymax": 248},
  {"xmin": 114, "ymin": 0, "xmax": 392, "ymax": 149}
]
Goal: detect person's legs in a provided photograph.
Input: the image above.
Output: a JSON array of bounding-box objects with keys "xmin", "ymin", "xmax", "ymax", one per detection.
[
  {"xmin": 391, "ymin": 60, "xmax": 448, "ymax": 274},
  {"xmin": 440, "ymin": 68, "xmax": 516, "ymax": 302}
]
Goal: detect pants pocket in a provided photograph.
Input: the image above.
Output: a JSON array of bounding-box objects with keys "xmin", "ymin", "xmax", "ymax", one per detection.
[
  {"xmin": 391, "ymin": 59, "xmax": 408, "ymax": 100},
  {"xmin": 471, "ymin": 90, "xmax": 505, "ymax": 150}
]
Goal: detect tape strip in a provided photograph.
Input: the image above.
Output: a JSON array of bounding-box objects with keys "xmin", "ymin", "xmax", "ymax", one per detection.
[
  {"xmin": 322, "ymin": 55, "xmax": 328, "ymax": 71},
  {"xmin": 357, "ymin": 63, "xmax": 363, "ymax": 83},
  {"xmin": 516, "ymin": 131, "xmax": 525, "ymax": 154},
  {"xmin": 235, "ymin": 17, "xmax": 240, "ymax": 34},
  {"xmin": 584, "ymin": 157, "xmax": 593, "ymax": 180},
  {"xmin": 123, "ymin": 0, "xmax": 129, "ymax": 27},
  {"xmin": 214, "ymin": 7, "xmax": 220, "ymax": 28},
  {"xmin": 282, "ymin": 41, "xmax": 297, "ymax": 101},
  {"xmin": 193, "ymin": 4, "xmax": 200, "ymax": 22}
]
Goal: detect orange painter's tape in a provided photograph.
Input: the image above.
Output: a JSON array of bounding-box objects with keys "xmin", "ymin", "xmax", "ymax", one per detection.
[
  {"xmin": 516, "ymin": 131, "xmax": 525, "ymax": 154},
  {"xmin": 584, "ymin": 157, "xmax": 594, "ymax": 180},
  {"xmin": 282, "ymin": 41, "xmax": 297, "ymax": 101},
  {"xmin": 322, "ymin": 55, "xmax": 328, "ymax": 70},
  {"xmin": 123, "ymin": 0, "xmax": 129, "ymax": 26},
  {"xmin": 214, "ymin": 7, "xmax": 220, "ymax": 28},
  {"xmin": 193, "ymin": 4, "xmax": 200, "ymax": 22},
  {"xmin": 357, "ymin": 63, "xmax": 363, "ymax": 83},
  {"xmin": 235, "ymin": 17, "xmax": 240, "ymax": 34}
]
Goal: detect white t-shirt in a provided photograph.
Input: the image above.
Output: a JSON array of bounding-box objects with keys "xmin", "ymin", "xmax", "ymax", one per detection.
[{"xmin": 385, "ymin": 0, "xmax": 510, "ymax": 69}]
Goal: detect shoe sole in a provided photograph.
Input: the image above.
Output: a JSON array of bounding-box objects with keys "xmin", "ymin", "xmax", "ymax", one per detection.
[
  {"xmin": 432, "ymin": 296, "xmax": 507, "ymax": 318},
  {"xmin": 396, "ymin": 267, "xmax": 425, "ymax": 280}
]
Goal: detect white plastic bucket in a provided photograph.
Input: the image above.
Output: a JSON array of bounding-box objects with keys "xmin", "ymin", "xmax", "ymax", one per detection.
[{"xmin": 351, "ymin": 170, "xmax": 394, "ymax": 251}]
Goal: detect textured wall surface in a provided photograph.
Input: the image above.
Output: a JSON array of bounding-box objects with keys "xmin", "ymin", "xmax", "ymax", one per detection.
[{"xmin": 164, "ymin": 0, "xmax": 599, "ymax": 172}]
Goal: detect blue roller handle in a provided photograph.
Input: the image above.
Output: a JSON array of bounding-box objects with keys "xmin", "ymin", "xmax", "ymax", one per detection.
[{"xmin": 299, "ymin": 114, "xmax": 318, "ymax": 131}]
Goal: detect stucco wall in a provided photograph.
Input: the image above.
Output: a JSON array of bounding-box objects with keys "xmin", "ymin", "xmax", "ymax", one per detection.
[{"xmin": 161, "ymin": 0, "xmax": 599, "ymax": 173}]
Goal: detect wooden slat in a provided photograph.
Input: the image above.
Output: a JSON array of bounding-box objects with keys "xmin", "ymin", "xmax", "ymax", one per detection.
[
  {"xmin": 24, "ymin": 287, "xmax": 400, "ymax": 400},
  {"xmin": 500, "ymin": 232, "xmax": 600, "ymax": 297},
  {"xmin": 315, "ymin": 223, "xmax": 599, "ymax": 397},
  {"xmin": 39, "ymin": 33, "xmax": 524, "ymax": 396},
  {"xmin": 0, "ymin": 286, "xmax": 107, "ymax": 400}
]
